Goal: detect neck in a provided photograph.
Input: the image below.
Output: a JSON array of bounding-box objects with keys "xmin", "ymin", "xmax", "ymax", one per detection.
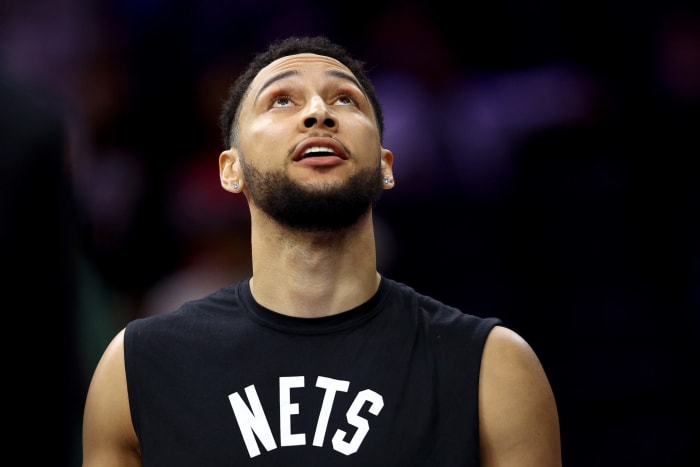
[{"xmin": 248, "ymin": 208, "xmax": 380, "ymax": 317}]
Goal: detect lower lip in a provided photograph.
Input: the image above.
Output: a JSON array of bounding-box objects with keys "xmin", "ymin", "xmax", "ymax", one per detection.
[{"xmin": 296, "ymin": 156, "xmax": 345, "ymax": 167}]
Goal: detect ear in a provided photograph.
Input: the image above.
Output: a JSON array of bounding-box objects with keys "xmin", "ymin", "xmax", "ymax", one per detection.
[
  {"xmin": 380, "ymin": 147, "xmax": 395, "ymax": 189},
  {"xmin": 219, "ymin": 148, "xmax": 244, "ymax": 193}
]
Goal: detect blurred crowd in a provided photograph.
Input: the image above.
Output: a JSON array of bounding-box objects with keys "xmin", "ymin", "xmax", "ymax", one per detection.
[{"xmin": 1, "ymin": 1, "xmax": 698, "ymax": 465}]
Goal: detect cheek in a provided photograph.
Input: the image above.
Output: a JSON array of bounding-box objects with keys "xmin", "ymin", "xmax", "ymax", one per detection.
[
  {"xmin": 346, "ymin": 111, "xmax": 379, "ymax": 136},
  {"xmin": 351, "ymin": 118, "xmax": 382, "ymax": 152},
  {"xmin": 248, "ymin": 116, "xmax": 288, "ymax": 141},
  {"xmin": 241, "ymin": 118, "xmax": 291, "ymax": 163}
]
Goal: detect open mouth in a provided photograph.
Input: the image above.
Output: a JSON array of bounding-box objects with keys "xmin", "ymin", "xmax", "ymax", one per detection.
[
  {"xmin": 301, "ymin": 146, "xmax": 336, "ymax": 158},
  {"xmin": 293, "ymin": 138, "xmax": 347, "ymax": 162}
]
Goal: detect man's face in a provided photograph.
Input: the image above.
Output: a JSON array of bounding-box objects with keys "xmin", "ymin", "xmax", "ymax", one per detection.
[{"xmin": 228, "ymin": 53, "xmax": 393, "ymax": 231}]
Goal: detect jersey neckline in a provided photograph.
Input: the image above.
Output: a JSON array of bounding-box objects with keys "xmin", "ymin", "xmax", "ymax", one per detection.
[{"xmin": 238, "ymin": 276, "xmax": 390, "ymax": 335}]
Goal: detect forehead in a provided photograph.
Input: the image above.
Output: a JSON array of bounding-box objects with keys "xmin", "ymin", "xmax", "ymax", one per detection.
[{"xmin": 249, "ymin": 53, "xmax": 360, "ymax": 97}]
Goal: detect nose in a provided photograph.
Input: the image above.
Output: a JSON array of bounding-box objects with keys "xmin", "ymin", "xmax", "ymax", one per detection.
[{"xmin": 300, "ymin": 96, "xmax": 337, "ymax": 131}]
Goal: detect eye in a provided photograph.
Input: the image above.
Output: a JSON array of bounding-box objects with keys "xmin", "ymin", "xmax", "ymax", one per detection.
[
  {"xmin": 334, "ymin": 94, "xmax": 357, "ymax": 106},
  {"xmin": 270, "ymin": 96, "xmax": 294, "ymax": 108}
]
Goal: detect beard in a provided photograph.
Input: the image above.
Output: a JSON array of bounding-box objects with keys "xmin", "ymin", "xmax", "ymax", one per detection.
[{"xmin": 240, "ymin": 157, "xmax": 385, "ymax": 232}]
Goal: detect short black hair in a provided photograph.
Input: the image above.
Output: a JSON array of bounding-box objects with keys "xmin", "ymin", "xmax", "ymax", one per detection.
[{"xmin": 219, "ymin": 36, "xmax": 384, "ymax": 149}]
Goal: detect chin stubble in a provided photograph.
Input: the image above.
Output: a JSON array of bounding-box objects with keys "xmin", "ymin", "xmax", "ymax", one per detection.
[{"xmin": 241, "ymin": 158, "xmax": 384, "ymax": 232}]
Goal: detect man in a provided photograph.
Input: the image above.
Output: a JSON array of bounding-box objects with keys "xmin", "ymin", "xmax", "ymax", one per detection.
[{"xmin": 82, "ymin": 36, "xmax": 561, "ymax": 466}]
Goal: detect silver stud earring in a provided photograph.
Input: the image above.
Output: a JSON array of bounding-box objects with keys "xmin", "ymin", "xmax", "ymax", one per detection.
[
  {"xmin": 232, "ymin": 181, "xmax": 239, "ymax": 190},
  {"xmin": 383, "ymin": 176, "xmax": 390, "ymax": 184}
]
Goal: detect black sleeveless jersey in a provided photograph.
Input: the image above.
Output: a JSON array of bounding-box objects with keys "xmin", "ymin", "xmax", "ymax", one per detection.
[{"xmin": 124, "ymin": 276, "xmax": 501, "ymax": 466}]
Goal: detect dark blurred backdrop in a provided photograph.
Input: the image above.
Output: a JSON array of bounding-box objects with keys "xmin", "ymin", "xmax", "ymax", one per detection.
[{"xmin": 1, "ymin": 0, "xmax": 698, "ymax": 465}]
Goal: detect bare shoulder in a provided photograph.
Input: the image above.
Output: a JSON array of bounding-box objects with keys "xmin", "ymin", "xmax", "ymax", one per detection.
[
  {"xmin": 82, "ymin": 328, "xmax": 141, "ymax": 467},
  {"xmin": 478, "ymin": 325, "xmax": 562, "ymax": 467}
]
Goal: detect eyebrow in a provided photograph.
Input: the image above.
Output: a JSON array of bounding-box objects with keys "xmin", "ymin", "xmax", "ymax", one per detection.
[{"xmin": 253, "ymin": 68, "xmax": 365, "ymax": 105}]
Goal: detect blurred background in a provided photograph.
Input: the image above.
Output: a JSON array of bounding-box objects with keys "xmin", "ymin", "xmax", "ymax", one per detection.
[{"xmin": 1, "ymin": 0, "xmax": 698, "ymax": 465}]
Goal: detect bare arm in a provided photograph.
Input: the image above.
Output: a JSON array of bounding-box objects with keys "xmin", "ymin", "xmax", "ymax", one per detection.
[
  {"xmin": 82, "ymin": 328, "xmax": 141, "ymax": 467},
  {"xmin": 479, "ymin": 326, "xmax": 562, "ymax": 467}
]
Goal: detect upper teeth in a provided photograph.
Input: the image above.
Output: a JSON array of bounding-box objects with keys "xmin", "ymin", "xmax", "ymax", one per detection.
[{"xmin": 303, "ymin": 146, "xmax": 333, "ymax": 155}]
